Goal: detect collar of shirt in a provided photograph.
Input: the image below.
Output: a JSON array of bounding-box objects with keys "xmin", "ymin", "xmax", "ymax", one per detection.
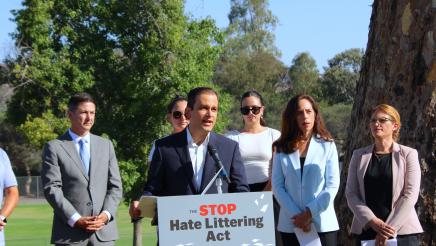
[
  {"xmin": 186, "ymin": 128, "xmax": 210, "ymax": 148},
  {"xmin": 186, "ymin": 128, "xmax": 210, "ymax": 190},
  {"xmin": 68, "ymin": 129, "xmax": 90, "ymax": 143},
  {"xmin": 68, "ymin": 129, "xmax": 91, "ymax": 153}
]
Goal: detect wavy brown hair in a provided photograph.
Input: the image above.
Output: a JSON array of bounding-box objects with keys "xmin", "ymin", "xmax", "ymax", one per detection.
[{"xmin": 274, "ymin": 94, "xmax": 333, "ymax": 154}]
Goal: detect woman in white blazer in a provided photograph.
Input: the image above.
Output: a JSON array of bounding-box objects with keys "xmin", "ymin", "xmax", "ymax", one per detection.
[
  {"xmin": 272, "ymin": 94, "xmax": 340, "ymax": 246},
  {"xmin": 346, "ymin": 104, "xmax": 422, "ymax": 246}
]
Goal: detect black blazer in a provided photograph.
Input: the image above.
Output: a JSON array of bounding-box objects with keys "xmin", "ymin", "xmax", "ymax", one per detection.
[{"xmin": 143, "ymin": 129, "xmax": 249, "ymax": 196}]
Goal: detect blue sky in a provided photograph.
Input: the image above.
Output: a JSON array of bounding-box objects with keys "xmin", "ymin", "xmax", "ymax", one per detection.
[{"xmin": 0, "ymin": 0, "xmax": 373, "ymax": 72}]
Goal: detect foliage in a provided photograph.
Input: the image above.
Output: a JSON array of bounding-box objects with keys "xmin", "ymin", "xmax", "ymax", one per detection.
[
  {"xmin": 321, "ymin": 48, "xmax": 364, "ymax": 104},
  {"xmin": 285, "ymin": 52, "xmax": 321, "ymax": 99},
  {"xmin": 214, "ymin": 50, "xmax": 287, "ymax": 130},
  {"xmin": 18, "ymin": 111, "xmax": 69, "ymax": 149},
  {"xmin": 320, "ymin": 102, "xmax": 352, "ymax": 143},
  {"xmin": 226, "ymin": 0, "xmax": 279, "ymax": 55},
  {"xmin": 6, "ymin": 0, "xmax": 226, "ymax": 201},
  {"xmin": 118, "ymin": 159, "xmax": 147, "ymax": 204},
  {"xmin": 214, "ymin": 0, "xmax": 286, "ymax": 130},
  {"xmin": 0, "ymin": 122, "xmax": 41, "ymax": 176},
  {"xmin": 6, "ymin": 0, "xmax": 94, "ymax": 125}
]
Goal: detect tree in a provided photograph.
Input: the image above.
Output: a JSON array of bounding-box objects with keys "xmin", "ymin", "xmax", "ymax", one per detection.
[
  {"xmin": 336, "ymin": 1, "xmax": 436, "ymax": 244},
  {"xmin": 320, "ymin": 102, "xmax": 352, "ymax": 144},
  {"xmin": 321, "ymin": 48, "xmax": 364, "ymax": 104},
  {"xmin": 285, "ymin": 52, "xmax": 321, "ymax": 98},
  {"xmin": 214, "ymin": 50, "xmax": 286, "ymax": 129},
  {"xmin": 6, "ymin": 0, "xmax": 226, "ymax": 201},
  {"xmin": 214, "ymin": 0, "xmax": 287, "ymax": 130},
  {"xmin": 226, "ymin": 0, "xmax": 279, "ymax": 55}
]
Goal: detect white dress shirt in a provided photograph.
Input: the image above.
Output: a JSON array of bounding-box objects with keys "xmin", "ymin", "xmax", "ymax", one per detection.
[{"xmin": 186, "ymin": 128, "xmax": 210, "ymax": 190}]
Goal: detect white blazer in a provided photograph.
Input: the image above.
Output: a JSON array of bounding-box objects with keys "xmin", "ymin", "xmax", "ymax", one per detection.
[{"xmin": 272, "ymin": 136, "xmax": 340, "ymax": 233}]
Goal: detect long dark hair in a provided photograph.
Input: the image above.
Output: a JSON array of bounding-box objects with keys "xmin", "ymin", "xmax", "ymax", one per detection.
[
  {"xmin": 240, "ymin": 90, "xmax": 267, "ymax": 126},
  {"xmin": 167, "ymin": 95, "xmax": 187, "ymax": 113},
  {"xmin": 274, "ymin": 94, "xmax": 333, "ymax": 154}
]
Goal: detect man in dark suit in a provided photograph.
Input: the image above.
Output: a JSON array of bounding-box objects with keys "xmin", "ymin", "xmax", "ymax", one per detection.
[
  {"xmin": 42, "ymin": 92, "xmax": 123, "ymax": 245},
  {"xmin": 130, "ymin": 87, "xmax": 248, "ymax": 216}
]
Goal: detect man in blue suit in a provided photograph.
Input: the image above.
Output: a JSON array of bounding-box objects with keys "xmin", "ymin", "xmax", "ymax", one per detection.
[{"xmin": 130, "ymin": 87, "xmax": 248, "ymax": 216}]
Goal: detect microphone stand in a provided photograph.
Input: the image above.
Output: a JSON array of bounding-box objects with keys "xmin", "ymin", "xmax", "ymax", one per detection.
[{"xmin": 201, "ymin": 166, "xmax": 226, "ymax": 195}]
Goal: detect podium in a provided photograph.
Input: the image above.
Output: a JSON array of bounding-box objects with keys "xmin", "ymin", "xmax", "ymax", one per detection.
[{"xmin": 139, "ymin": 192, "xmax": 275, "ymax": 245}]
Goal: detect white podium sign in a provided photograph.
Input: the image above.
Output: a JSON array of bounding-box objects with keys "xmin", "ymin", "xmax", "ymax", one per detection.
[{"xmin": 157, "ymin": 191, "xmax": 275, "ymax": 246}]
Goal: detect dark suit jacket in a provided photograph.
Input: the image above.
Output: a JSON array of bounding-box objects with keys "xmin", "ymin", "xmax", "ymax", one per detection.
[
  {"xmin": 143, "ymin": 129, "xmax": 249, "ymax": 196},
  {"xmin": 42, "ymin": 132, "xmax": 123, "ymax": 244}
]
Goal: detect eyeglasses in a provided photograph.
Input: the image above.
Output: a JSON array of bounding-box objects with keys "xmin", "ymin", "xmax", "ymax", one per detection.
[
  {"xmin": 240, "ymin": 106, "xmax": 262, "ymax": 115},
  {"xmin": 172, "ymin": 111, "xmax": 186, "ymax": 119},
  {"xmin": 370, "ymin": 117, "xmax": 393, "ymax": 124}
]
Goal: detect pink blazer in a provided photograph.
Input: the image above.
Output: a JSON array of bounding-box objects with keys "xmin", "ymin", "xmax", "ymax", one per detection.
[{"xmin": 345, "ymin": 142, "xmax": 423, "ymax": 235}]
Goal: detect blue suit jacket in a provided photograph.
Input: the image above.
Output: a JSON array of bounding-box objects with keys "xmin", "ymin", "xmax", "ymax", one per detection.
[
  {"xmin": 143, "ymin": 129, "xmax": 249, "ymax": 196},
  {"xmin": 272, "ymin": 136, "xmax": 340, "ymax": 233}
]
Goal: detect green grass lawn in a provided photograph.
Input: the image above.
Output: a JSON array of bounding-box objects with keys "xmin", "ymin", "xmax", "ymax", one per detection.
[{"xmin": 5, "ymin": 202, "xmax": 157, "ymax": 246}]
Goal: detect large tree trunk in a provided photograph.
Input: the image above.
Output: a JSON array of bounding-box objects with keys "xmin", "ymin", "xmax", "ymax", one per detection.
[{"xmin": 336, "ymin": 0, "xmax": 436, "ymax": 245}]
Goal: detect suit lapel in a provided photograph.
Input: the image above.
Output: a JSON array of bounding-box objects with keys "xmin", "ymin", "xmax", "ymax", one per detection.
[
  {"xmin": 89, "ymin": 134, "xmax": 98, "ymax": 183},
  {"xmin": 391, "ymin": 143, "xmax": 401, "ymax": 204},
  {"xmin": 174, "ymin": 129, "xmax": 197, "ymax": 193},
  {"xmin": 200, "ymin": 133, "xmax": 216, "ymax": 193},
  {"xmin": 301, "ymin": 136, "xmax": 317, "ymax": 181},
  {"xmin": 289, "ymin": 149, "xmax": 301, "ymax": 182},
  {"xmin": 58, "ymin": 132, "xmax": 89, "ymax": 181},
  {"xmin": 358, "ymin": 145, "xmax": 373, "ymax": 200}
]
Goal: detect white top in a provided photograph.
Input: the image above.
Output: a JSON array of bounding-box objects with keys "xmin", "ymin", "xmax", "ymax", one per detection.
[
  {"xmin": 186, "ymin": 129, "xmax": 210, "ymax": 190},
  {"xmin": 226, "ymin": 127, "xmax": 280, "ymax": 184}
]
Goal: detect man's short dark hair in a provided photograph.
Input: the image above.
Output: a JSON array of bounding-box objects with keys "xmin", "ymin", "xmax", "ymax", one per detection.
[
  {"xmin": 68, "ymin": 92, "xmax": 95, "ymax": 112},
  {"xmin": 187, "ymin": 87, "xmax": 218, "ymax": 109}
]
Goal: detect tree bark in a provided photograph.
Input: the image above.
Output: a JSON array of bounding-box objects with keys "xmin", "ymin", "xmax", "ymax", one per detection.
[{"xmin": 337, "ymin": 0, "xmax": 436, "ymax": 245}]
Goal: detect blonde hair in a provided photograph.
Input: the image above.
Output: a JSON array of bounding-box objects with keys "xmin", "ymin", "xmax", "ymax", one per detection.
[{"xmin": 372, "ymin": 104, "xmax": 401, "ymax": 141}]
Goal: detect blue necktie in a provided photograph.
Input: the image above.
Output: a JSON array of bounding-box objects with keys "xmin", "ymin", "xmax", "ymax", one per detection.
[{"xmin": 79, "ymin": 139, "xmax": 90, "ymax": 175}]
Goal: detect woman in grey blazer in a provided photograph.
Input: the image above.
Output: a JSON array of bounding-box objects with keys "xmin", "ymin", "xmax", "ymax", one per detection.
[
  {"xmin": 272, "ymin": 94, "xmax": 340, "ymax": 246},
  {"xmin": 346, "ymin": 104, "xmax": 423, "ymax": 246}
]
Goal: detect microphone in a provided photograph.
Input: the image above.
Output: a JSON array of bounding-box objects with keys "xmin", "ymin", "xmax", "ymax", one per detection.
[{"xmin": 207, "ymin": 145, "xmax": 231, "ymax": 184}]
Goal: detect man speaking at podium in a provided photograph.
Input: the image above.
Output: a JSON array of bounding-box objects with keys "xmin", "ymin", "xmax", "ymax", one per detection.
[{"xmin": 131, "ymin": 87, "xmax": 249, "ymax": 217}]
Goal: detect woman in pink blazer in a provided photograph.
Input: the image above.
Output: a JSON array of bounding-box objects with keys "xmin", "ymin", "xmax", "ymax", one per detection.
[{"xmin": 346, "ymin": 104, "xmax": 423, "ymax": 246}]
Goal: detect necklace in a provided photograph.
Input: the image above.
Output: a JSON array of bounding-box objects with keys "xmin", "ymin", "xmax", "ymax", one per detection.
[{"xmin": 373, "ymin": 151, "xmax": 390, "ymax": 161}]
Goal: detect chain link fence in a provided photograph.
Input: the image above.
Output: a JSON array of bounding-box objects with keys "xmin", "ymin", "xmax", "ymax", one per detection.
[{"xmin": 16, "ymin": 176, "xmax": 44, "ymax": 199}]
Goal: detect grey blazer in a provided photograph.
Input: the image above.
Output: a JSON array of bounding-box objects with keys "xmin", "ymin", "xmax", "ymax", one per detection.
[{"xmin": 42, "ymin": 132, "xmax": 123, "ymax": 244}]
